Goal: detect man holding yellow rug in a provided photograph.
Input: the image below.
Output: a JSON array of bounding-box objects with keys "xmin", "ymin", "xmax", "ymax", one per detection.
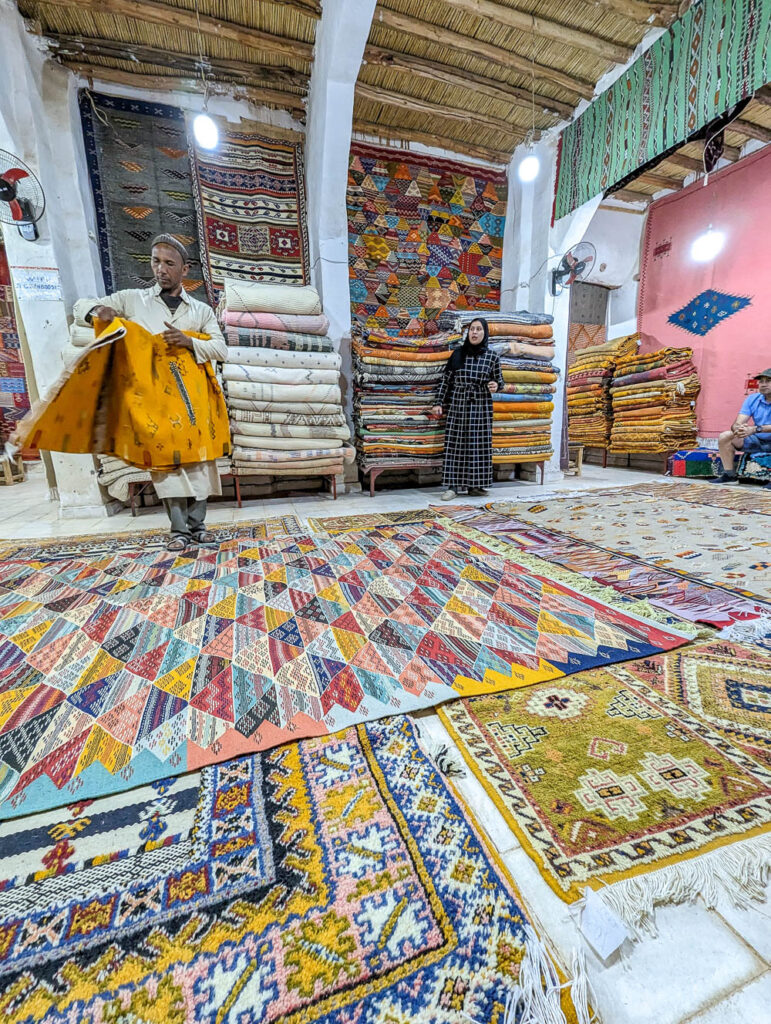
[
  {"xmin": 13, "ymin": 235, "xmax": 230, "ymax": 549},
  {"xmin": 74, "ymin": 235, "xmax": 227, "ymax": 549}
]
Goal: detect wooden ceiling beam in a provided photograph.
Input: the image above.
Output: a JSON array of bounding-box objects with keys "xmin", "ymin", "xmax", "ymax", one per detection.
[
  {"xmin": 47, "ymin": 33, "xmax": 309, "ymax": 90},
  {"xmin": 636, "ymin": 169, "xmax": 682, "ymax": 190},
  {"xmin": 63, "ymin": 62, "xmax": 306, "ymax": 113},
  {"xmin": 662, "ymin": 152, "xmax": 704, "ymax": 173},
  {"xmin": 353, "ymin": 120, "xmax": 510, "ymax": 165},
  {"xmin": 753, "ymin": 87, "xmax": 771, "ymax": 107},
  {"xmin": 438, "ymin": 0, "xmax": 632, "ymax": 64},
  {"xmin": 731, "ymin": 118, "xmax": 771, "ymax": 143},
  {"xmin": 586, "ymin": 0, "xmax": 672, "ymax": 26},
  {"xmin": 363, "ymin": 46, "xmax": 573, "ymax": 119},
  {"xmin": 36, "ymin": 0, "xmax": 315, "ymax": 62},
  {"xmin": 374, "ymin": 8, "xmax": 594, "ymax": 100},
  {"xmin": 356, "ymin": 81, "xmax": 522, "ymax": 141},
  {"xmin": 609, "ymin": 187, "xmax": 652, "ymax": 204}
]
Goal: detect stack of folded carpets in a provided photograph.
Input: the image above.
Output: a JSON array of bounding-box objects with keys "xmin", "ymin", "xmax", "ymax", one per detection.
[
  {"xmin": 351, "ymin": 326, "xmax": 459, "ymax": 471},
  {"xmin": 454, "ymin": 310, "xmax": 557, "ymax": 464},
  {"xmin": 567, "ymin": 333, "xmax": 639, "ymax": 448},
  {"xmin": 219, "ymin": 279, "xmax": 353, "ymax": 483},
  {"xmin": 609, "ymin": 346, "xmax": 701, "ymax": 453}
]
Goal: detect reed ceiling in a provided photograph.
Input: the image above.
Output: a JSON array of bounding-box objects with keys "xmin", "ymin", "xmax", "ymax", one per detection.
[{"xmin": 13, "ymin": 0, "xmax": 771, "ymax": 196}]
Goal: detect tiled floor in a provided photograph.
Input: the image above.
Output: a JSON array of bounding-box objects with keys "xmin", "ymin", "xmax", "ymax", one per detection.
[{"xmin": 2, "ymin": 463, "xmax": 769, "ymax": 1022}]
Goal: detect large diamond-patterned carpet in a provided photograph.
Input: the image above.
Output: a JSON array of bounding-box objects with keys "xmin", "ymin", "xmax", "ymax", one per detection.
[{"xmin": 0, "ymin": 519, "xmax": 691, "ymax": 819}]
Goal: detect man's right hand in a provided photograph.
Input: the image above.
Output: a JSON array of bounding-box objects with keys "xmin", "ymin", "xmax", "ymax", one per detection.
[{"xmin": 91, "ymin": 305, "xmax": 118, "ymax": 322}]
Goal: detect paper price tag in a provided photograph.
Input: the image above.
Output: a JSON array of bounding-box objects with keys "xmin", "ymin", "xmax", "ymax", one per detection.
[{"xmin": 579, "ymin": 887, "xmax": 628, "ymax": 961}]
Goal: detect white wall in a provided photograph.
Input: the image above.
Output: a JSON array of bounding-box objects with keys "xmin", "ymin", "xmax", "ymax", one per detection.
[{"xmin": 0, "ymin": 0, "xmax": 107, "ymax": 514}]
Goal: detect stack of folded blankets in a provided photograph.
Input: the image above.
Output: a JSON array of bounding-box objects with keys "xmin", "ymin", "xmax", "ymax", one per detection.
[
  {"xmin": 219, "ymin": 280, "xmax": 353, "ymax": 483},
  {"xmin": 567, "ymin": 333, "xmax": 639, "ymax": 448},
  {"xmin": 609, "ymin": 346, "xmax": 700, "ymax": 453},
  {"xmin": 454, "ymin": 311, "xmax": 557, "ymax": 464},
  {"xmin": 351, "ymin": 327, "xmax": 459, "ymax": 470}
]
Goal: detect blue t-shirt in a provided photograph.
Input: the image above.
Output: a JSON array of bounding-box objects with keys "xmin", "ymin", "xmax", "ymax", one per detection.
[{"xmin": 740, "ymin": 392, "xmax": 771, "ymax": 432}]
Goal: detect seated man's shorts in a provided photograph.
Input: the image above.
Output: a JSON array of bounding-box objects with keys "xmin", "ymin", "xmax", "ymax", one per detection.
[{"xmin": 743, "ymin": 434, "xmax": 771, "ymax": 453}]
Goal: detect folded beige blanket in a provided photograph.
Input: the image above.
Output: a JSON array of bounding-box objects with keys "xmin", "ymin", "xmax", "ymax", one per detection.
[
  {"xmin": 230, "ymin": 418, "xmax": 350, "ymax": 441},
  {"xmin": 225, "ymin": 381, "xmax": 342, "ymax": 405},
  {"xmin": 232, "ymin": 433, "xmax": 344, "ymax": 451},
  {"xmin": 223, "ymin": 346, "xmax": 341, "ymax": 371},
  {"xmin": 227, "ymin": 397, "xmax": 343, "ymax": 416},
  {"xmin": 224, "ymin": 279, "xmax": 322, "ymax": 315},
  {"xmin": 222, "ymin": 364, "xmax": 340, "ymax": 386}
]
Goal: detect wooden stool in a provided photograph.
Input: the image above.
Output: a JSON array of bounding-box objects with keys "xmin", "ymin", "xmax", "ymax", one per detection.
[
  {"xmin": 1, "ymin": 453, "xmax": 25, "ymax": 486},
  {"xmin": 127, "ymin": 480, "xmax": 155, "ymax": 517},
  {"xmin": 567, "ymin": 445, "xmax": 584, "ymax": 476}
]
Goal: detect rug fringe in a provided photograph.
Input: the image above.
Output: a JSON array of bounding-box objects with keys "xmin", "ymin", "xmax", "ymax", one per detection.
[
  {"xmin": 596, "ymin": 832, "xmax": 771, "ymax": 938},
  {"xmin": 717, "ymin": 616, "xmax": 771, "ymax": 649},
  {"xmin": 503, "ymin": 928, "xmax": 595, "ymax": 1024}
]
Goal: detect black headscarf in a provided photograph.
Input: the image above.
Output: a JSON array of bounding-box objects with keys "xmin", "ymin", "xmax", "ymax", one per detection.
[{"xmin": 448, "ymin": 317, "xmax": 490, "ymax": 371}]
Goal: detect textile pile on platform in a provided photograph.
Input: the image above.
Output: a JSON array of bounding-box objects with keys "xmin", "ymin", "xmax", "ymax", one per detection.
[
  {"xmin": 567, "ymin": 333, "xmax": 639, "ymax": 449},
  {"xmin": 351, "ymin": 327, "xmax": 458, "ymax": 472},
  {"xmin": 454, "ymin": 311, "xmax": 557, "ymax": 464},
  {"xmin": 609, "ymin": 346, "xmax": 700, "ymax": 454},
  {"xmin": 219, "ymin": 279, "xmax": 353, "ymax": 482}
]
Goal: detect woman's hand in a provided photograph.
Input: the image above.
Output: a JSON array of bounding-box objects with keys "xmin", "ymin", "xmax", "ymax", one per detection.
[
  {"xmin": 508, "ymin": 341, "xmax": 524, "ymax": 356},
  {"xmin": 488, "ymin": 381, "xmax": 499, "ymax": 393},
  {"xmin": 430, "ymin": 405, "xmax": 443, "ymax": 418}
]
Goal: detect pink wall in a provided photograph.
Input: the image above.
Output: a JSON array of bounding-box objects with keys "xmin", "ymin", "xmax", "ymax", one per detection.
[{"xmin": 638, "ymin": 146, "xmax": 771, "ymax": 438}]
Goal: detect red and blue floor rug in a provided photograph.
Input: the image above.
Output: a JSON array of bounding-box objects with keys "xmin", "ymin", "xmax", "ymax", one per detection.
[{"xmin": 0, "ymin": 519, "xmax": 693, "ymax": 819}]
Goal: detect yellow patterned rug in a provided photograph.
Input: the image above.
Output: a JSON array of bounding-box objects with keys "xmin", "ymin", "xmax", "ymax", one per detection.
[
  {"xmin": 0, "ymin": 717, "xmax": 583, "ymax": 1022},
  {"xmin": 439, "ymin": 654, "xmax": 771, "ymax": 909}
]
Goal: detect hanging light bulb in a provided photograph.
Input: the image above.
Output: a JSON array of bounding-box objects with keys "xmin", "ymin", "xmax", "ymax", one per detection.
[
  {"xmin": 193, "ymin": 111, "xmax": 218, "ymax": 149},
  {"xmin": 192, "ymin": 0, "xmax": 217, "ymax": 150},
  {"xmin": 690, "ymin": 226, "xmax": 725, "ymax": 263},
  {"xmin": 517, "ymin": 21, "xmax": 540, "ymax": 184},
  {"xmin": 518, "ymin": 154, "xmax": 540, "ymax": 182}
]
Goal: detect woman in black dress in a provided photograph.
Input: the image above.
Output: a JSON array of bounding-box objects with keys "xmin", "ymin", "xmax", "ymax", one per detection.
[{"xmin": 432, "ymin": 317, "xmax": 504, "ymax": 500}]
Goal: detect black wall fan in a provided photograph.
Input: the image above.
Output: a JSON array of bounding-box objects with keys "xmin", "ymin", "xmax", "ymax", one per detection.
[
  {"xmin": 0, "ymin": 151, "xmax": 46, "ymax": 241},
  {"xmin": 550, "ymin": 242, "xmax": 596, "ymax": 297}
]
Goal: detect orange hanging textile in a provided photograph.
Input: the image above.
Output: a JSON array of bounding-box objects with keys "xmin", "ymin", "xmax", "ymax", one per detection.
[{"xmin": 14, "ymin": 318, "xmax": 231, "ymax": 471}]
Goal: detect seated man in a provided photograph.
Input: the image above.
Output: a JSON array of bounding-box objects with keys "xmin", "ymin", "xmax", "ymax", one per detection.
[{"xmin": 714, "ymin": 368, "xmax": 771, "ymax": 487}]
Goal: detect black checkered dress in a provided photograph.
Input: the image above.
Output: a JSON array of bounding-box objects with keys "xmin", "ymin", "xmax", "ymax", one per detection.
[{"xmin": 438, "ymin": 349, "xmax": 504, "ymax": 490}]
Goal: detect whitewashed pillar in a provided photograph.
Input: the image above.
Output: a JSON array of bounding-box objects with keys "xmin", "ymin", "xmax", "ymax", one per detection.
[
  {"xmin": 0, "ymin": 0, "xmax": 108, "ymax": 515},
  {"xmin": 501, "ymin": 137, "xmax": 601, "ymax": 481},
  {"xmin": 304, "ymin": 0, "xmax": 377, "ymax": 488}
]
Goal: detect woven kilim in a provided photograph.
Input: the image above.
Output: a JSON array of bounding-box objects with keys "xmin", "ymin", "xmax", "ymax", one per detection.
[
  {"xmin": 487, "ymin": 484, "xmax": 771, "ymax": 602},
  {"xmin": 0, "ymin": 769, "xmax": 200, "ymax": 890},
  {"xmin": 435, "ymin": 502, "xmax": 771, "ymax": 631},
  {"xmin": 0, "ymin": 716, "xmax": 583, "ymax": 1023},
  {"xmin": 347, "ymin": 143, "xmax": 507, "ymax": 336},
  {"xmin": 554, "ymin": 0, "xmax": 771, "ymax": 219},
  {"xmin": 0, "ymin": 243, "xmax": 28, "ymax": 443},
  {"xmin": 190, "ymin": 118, "xmax": 310, "ymax": 303},
  {"xmin": 621, "ymin": 639, "xmax": 771, "ymax": 768},
  {"xmin": 440, "ymin": 662, "xmax": 771, "ymax": 902},
  {"xmin": 78, "ymin": 92, "xmax": 206, "ymax": 299},
  {"xmin": 308, "ymin": 509, "xmax": 439, "ymax": 534},
  {"xmin": 0, "ymin": 520, "xmax": 692, "ymax": 819}
]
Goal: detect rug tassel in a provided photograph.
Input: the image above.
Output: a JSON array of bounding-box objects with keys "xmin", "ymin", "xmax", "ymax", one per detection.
[
  {"xmin": 596, "ymin": 833, "xmax": 771, "ymax": 938},
  {"xmin": 430, "ymin": 742, "xmax": 466, "ymax": 777},
  {"xmin": 503, "ymin": 928, "xmax": 585, "ymax": 1024},
  {"xmin": 717, "ymin": 617, "xmax": 771, "ymax": 650}
]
